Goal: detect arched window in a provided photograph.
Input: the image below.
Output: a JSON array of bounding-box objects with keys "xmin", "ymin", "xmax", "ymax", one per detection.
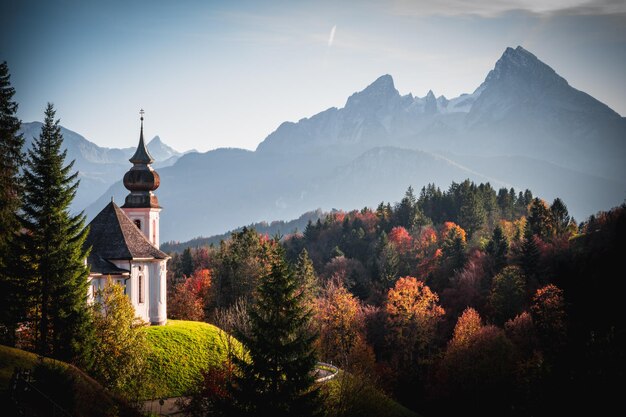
[
  {"xmin": 134, "ymin": 219, "xmax": 141, "ymax": 230},
  {"xmin": 138, "ymin": 274, "xmax": 144, "ymax": 303},
  {"xmin": 152, "ymin": 220, "xmax": 156, "ymax": 244}
]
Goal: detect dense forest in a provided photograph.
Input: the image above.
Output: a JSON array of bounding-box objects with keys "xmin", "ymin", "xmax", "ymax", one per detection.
[{"xmin": 168, "ymin": 181, "xmax": 625, "ymax": 416}]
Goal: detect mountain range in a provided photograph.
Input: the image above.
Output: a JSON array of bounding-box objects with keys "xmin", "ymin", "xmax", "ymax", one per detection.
[
  {"xmin": 18, "ymin": 122, "xmax": 183, "ymax": 211},
  {"xmin": 27, "ymin": 46, "xmax": 625, "ymax": 242}
]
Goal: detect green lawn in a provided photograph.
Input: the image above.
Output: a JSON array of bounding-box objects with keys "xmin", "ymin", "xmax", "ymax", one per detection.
[{"xmin": 141, "ymin": 319, "xmax": 237, "ymax": 398}]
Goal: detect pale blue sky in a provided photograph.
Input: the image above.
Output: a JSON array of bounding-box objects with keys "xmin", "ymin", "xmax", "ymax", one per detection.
[{"xmin": 1, "ymin": 0, "xmax": 624, "ymax": 152}]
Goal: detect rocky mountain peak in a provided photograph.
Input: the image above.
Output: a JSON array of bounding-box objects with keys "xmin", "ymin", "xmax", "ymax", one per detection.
[{"xmin": 345, "ymin": 74, "xmax": 400, "ymax": 108}]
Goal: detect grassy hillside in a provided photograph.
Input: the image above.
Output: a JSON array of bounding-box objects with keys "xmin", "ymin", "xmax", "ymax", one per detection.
[
  {"xmin": 322, "ymin": 372, "xmax": 420, "ymax": 417},
  {"xmin": 0, "ymin": 345, "xmax": 141, "ymax": 417},
  {"xmin": 142, "ymin": 319, "xmax": 236, "ymax": 398}
]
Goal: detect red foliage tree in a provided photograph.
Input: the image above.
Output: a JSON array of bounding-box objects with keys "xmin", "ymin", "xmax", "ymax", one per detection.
[
  {"xmin": 388, "ymin": 226, "xmax": 413, "ymax": 254},
  {"xmin": 169, "ymin": 269, "xmax": 211, "ymax": 321}
]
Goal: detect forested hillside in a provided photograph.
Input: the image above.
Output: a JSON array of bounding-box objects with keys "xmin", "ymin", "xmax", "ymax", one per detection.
[{"xmin": 167, "ymin": 180, "xmax": 625, "ymax": 416}]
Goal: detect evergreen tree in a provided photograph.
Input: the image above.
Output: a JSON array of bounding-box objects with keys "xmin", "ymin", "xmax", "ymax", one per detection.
[
  {"xmin": 233, "ymin": 241, "xmax": 320, "ymax": 417},
  {"xmin": 376, "ymin": 231, "xmax": 399, "ymax": 288},
  {"xmin": 295, "ymin": 248, "xmax": 318, "ymax": 300},
  {"xmin": 550, "ymin": 198, "xmax": 570, "ymax": 237},
  {"xmin": 520, "ymin": 225, "xmax": 541, "ymax": 282},
  {"xmin": 19, "ymin": 103, "xmax": 92, "ymax": 362},
  {"xmin": 0, "ymin": 61, "xmax": 25, "ymax": 345},
  {"xmin": 486, "ymin": 225, "xmax": 509, "ymax": 271},
  {"xmin": 181, "ymin": 246, "xmax": 194, "ymax": 276},
  {"xmin": 527, "ymin": 197, "xmax": 553, "ymax": 239},
  {"xmin": 458, "ymin": 191, "xmax": 486, "ymax": 238},
  {"xmin": 394, "ymin": 186, "xmax": 426, "ymax": 230}
]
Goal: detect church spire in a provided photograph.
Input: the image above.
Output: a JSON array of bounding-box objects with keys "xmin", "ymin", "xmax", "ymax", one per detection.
[
  {"xmin": 122, "ymin": 109, "xmax": 160, "ymax": 209},
  {"xmin": 129, "ymin": 109, "xmax": 155, "ymax": 164}
]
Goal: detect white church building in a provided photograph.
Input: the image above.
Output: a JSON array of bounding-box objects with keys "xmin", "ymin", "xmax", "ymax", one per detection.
[{"xmin": 84, "ymin": 113, "xmax": 169, "ymax": 325}]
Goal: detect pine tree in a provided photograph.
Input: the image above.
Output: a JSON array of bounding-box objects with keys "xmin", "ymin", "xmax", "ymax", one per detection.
[
  {"xmin": 180, "ymin": 246, "xmax": 194, "ymax": 276},
  {"xmin": 458, "ymin": 191, "xmax": 486, "ymax": 238},
  {"xmin": 486, "ymin": 225, "xmax": 509, "ymax": 271},
  {"xmin": 0, "ymin": 61, "xmax": 25, "ymax": 345},
  {"xmin": 520, "ymin": 225, "xmax": 540, "ymax": 282},
  {"xmin": 19, "ymin": 103, "xmax": 92, "ymax": 362},
  {"xmin": 295, "ymin": 248, "xmax": 318, "ymax": 300},
  {"xmin": 393, "ymin": 186, "xmax": 427, "ymax": 231},
  {"xmin": 232, "ymin": 241, "xmax": 320, "ymax": 417},
  {"xmin": 550, "ymin": 198, "xmax": 570, "ymax": 236}
]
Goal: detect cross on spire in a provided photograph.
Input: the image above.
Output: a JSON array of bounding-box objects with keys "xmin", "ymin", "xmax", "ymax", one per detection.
[{"xmin": 140, "ymin": 108, "xmax": 145, "ymax": 121}]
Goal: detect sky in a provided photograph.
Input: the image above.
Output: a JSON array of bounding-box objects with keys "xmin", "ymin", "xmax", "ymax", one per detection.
[{"xmin": 1, "ymin": 0, "xmax": 625, "ymax": 153}]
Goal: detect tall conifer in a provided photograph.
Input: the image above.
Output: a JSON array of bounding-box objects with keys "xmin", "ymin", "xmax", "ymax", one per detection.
[
  {"xmin": 0, "ymin": 61, "xmax": 25, "ymax": 345},
  {"xmin": 233, "ymin": 241, "xmax": 320, "ymax": 417},
  {"xmin": 19, "ymin": 103, "xmax": 92, "ymax": 362}
]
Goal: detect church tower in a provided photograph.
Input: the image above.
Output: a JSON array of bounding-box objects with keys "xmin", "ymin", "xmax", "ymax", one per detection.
[{"xmin": 122, "ymin": 110, "xmax": 162, "ymax": 248}]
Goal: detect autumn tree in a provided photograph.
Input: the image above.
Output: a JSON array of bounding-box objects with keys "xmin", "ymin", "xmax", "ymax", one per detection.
[
  {"xmin": 448, "ymin": 307, "xmax": 483, "ymax": 350},
  {"xmin": 232, "ymin": 241, "xmax": 320, "ymax": 417},
  {"xmin": 438, "ymin": 325, "xmax": 516, "ymax": 416},
  {"xmin": 489, "ymin": 266, "xmax": 526, "ymax": 324},
  {"xmin": 504, "ymin": 311, "xmax": 537, "ymax": 357},
  {"xmin": 388, "ymin": 226, "xmax": 412, "ymax": 254},
  {"xmin": 90, "ymin": 277, "xmax": 148, "ymax": 393},
  {"xmin": 169, "ymin": 268, "xmax": 211, "ymax": 321},
  {"xmin": 385, "ymin": 277, "xmax": 445, "ymax": 370},
  {"xmin": 0, "ymin": 61, "xmax": 25, "ymax": 345},
  {"xmin": 18, "ymin": 104, "xmax": 92, "ymax": 362},
  {"xmin": 531, "ymin": 284, "xmax": 566, "ymax": 355},
  {"xmin": 314, "ymin": 282, "xmax": 364, "ymax": 367}
]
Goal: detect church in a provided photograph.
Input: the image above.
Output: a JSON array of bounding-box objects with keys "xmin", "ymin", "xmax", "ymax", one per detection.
[{"xmin": 84, "ymin": 113, "xmax": 169, "ymax": 325}]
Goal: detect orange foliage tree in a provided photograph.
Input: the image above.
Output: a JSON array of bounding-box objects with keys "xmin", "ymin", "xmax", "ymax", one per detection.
[
  {"xmin": 385, "ymin": 277, "xmax": 445, "ymax": 367},
  {"xmin": 448, "ymin": 307, "xmax": 483, "ymax": 350},
  {"xmin": 313, "ymin": 282, "xmax": 365, "ymax": 367}
]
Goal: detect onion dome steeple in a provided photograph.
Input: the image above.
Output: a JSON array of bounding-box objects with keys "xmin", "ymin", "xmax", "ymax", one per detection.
[
  {"xmin": 122, "ymin": 110, "xmax": 161, "ymax": 208},
  {"xmin": 129, "ymin": 109, "xmax": 155, "ymax": 164}
]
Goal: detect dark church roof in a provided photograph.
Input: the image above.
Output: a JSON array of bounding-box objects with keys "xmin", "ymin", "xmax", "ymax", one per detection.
[
  {"xmin": 88, "ymin": 255, "xmax": 130, "ymax": 276},
  {"xmin": 84, "ymin": 201, "xmax": 168, "ymax": 273}
]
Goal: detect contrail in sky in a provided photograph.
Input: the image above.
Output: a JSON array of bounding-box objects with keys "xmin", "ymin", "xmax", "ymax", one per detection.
[{"xmin": 328, "ymin": 25, "xmax": 337, "ymax": 47}]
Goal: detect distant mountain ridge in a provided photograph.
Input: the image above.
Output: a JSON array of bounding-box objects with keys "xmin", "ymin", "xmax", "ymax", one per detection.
[
  {"xmin": 83, "ymin": 46, "xmax": 625, "ymax": 242},
  {"xmin": 19, "ymin": 122, "xmax": 183, "ymax": 211}
]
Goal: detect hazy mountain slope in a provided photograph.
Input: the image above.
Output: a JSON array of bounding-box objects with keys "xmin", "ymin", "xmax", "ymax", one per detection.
[{"xmin": 85, "ymin": 45, "xmax": 625, "ymax": 241}]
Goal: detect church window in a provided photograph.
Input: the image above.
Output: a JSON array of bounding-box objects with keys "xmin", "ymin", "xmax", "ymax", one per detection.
[
  {"xmin": 134, "ymin": 219, "xmax": 141, "ymax": 229},
  {"xmin": 152, "ymin": 220, "xmax": 156, "ymax": 244},
  {"xmin": 138, "ymin": 275, "xmax": 144, "ymax": 303}
]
